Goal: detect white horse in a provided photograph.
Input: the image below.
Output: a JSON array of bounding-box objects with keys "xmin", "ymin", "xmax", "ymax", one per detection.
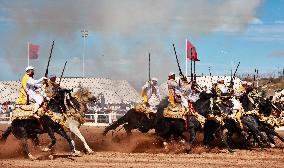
[{"xmin": 64, "ymin": 87, "xmax": 97, "ymax": 154}]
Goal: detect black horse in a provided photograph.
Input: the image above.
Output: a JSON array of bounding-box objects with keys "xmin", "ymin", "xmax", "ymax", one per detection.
[
  {"xmin": 103, "ymin": 98, "xmax": 169, "ymax": 136},
  {"xmin": 231, "ymin": 93, "xmax": 273, "ymax": 148},
  {"xmin": 0, "ymin": 88, "xmax": 77, "ymax": 160},
  {"xmin": 186, "ymin": 91, "xmax": 213, "ymax": 145},
  {"xmin": 202, "ymin": 95, "xmax": 234, "ymax": 152},
  {"xmin": 256, "ymin": 97, "xmax": 284, "ymax": 146},
  {"xmin": 153, "ymin": 97, "xmax": 187, "ymax": 143}
]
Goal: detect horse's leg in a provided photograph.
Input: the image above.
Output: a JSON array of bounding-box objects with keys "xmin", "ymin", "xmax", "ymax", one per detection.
[
  {"xmin": 266, "ymin": 132, "xmax": 276, "ymax": 147},
  {"xmin": 31, "ymin": 134, "xmax": 40, "ymax": 147},
  {"xmin": 0, "ymin": 126, "xmax": 12, "ymax": 143},
  {"xmin": 19, "ymin": 127, "xmax": 36, "ymax": 160},
  {"xmin": 68, "ymin": 122, "xmax": 93, "ymax": 154},
  {"xmin": 188, "ymin": 126, "xmax": 196, "ymax": 145},
  {"xmin": 56, "ymin": 127, "xmax": 78, "ymax": 154},
  {"xmin": 103, "ymin": 115, "xmax": 126, "ymax": 136},
  {"xmin": 263, "ymin": 126, "xmax": 284, "ymax": 145},
  {"xmin": 123, "ymin": 124, "xmax": 132, "ymax": 136},
  {"xmin": 246, "ymin": 124, "xmax": 266, "ymax": 148},
  {"xmin": 226, "ymin": 130, "xmax": 235, "ymax": 149},
  {"xmin": 42, "ymin": 127, "xmax": 57, "ymax": 152},
  {"xmin": 217, "ymin": 129, "xmax": 234, "ymax": 153},
  {"xmin": 273, "ymin": 130, "xmax": 284, "ymax": 143}
]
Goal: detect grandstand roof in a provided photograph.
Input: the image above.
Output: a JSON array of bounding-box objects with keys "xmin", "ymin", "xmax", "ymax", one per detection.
[{"xmin": 0, "ymin": 77, "xmax": 142, "ymax": 104}]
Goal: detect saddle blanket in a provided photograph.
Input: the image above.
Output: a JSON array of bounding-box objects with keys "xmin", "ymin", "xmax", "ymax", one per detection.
[
  {"xmin": 163, "ymin": 104, "xmax": 187, "ymax": 119},
  {"xmin": 11, "ymin": 104, "xmax": 37, "ymax": 120}
]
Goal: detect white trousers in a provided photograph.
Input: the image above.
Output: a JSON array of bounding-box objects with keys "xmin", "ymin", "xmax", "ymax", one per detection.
[{"xmin": 28, "ymin": 91, "xmax": 43, "ymax": 105}]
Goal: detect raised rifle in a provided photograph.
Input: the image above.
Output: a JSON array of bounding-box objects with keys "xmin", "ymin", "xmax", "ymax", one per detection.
[
  {"xmin": 59, "ymin": 61, "xmax": 67, "ymax": 86},
  {"xmin": 173, "ymin": 44, "xmax": 186, "ymax": 80},
  {"xmin": 229, "ymin": 61, "xmax": 240, "ymax": 88},
  {"xmin": 148, "ymin": 53, "xmax": 152, "ymax": 96},
  {"xmin": 45, "ymin": 40, "xmax": 55, "ymax": 77}
]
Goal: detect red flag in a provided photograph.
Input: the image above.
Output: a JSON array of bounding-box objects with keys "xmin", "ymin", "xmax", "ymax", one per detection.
[
  {"xmin": 29, "ymin": 43, "xmax": 40, "ymax": 59},
  {"xmin": 186, "ymin": 40, "xmax": 199, "ymax": 61}
]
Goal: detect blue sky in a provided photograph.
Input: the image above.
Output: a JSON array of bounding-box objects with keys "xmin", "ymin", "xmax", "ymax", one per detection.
[{"xmin": 0, "ymin": 0, "xmax": 283, "ymax": 88}]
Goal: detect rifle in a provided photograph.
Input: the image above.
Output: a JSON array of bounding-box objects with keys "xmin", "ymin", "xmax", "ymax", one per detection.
[
  {"xmin": 148, "ymin": 53, "xmax": 152, "ymax": 95},
  {"xmin": 45, "ymin": 40, "xmax": 55, "ymax": 77},
  {"xmin": 59, "ymin": 61, "xmax": 67, "ymax": 85},
  {"xmin": 173, "ymin": 44, "xmax": 186, "ymax": 80},
  {"xmin": 229, "ymin": 61, "xmax": 240, "ymax": 88},
  {"xmin": 148, "ymin": 53, "xmax": 151, "ymax": 82}
]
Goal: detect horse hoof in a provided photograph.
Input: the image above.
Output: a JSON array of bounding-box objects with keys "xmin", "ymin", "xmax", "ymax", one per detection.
[
  {"xmin": 28, "ymin": 153, "xmax": 37, "ymax": 161},
  {"xmin": 41, "ymin": 147, "xmax": 51, "ymax": 152},
  {"xmin": 74, "ymin": 150, "xmax": 81, "ymax": 155},
  {"xmin": 229, "ymin": 149, "xmax": 235, "ymax": 153},
  {"xmin": 87, "ymin": 150, "xmax": 94, "ymax": 154},
  {"xmin": 185, "ymin": 145, "xmax": 192, "ymax": 154},
  {"xmin": 179, "ymin": 139, "xmax": 186, "ymax": 144},
  {"xmin": 48, "ymin": 155, "xmax": 54, "ymax": 160},
  {"xmin": 163, "ymin": 142, "xmax": 169, "ymax": 152},
  {"xmin": 270, "ymin": 143, "xmax": 276, "ymax": 148}
]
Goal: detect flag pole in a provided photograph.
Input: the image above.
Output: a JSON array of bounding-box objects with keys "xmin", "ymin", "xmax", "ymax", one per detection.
[
  {"xmin": 194, "ymin": 60, "xmax": 196, "ymax": 81},
  {"xmin": 28, "ymin": 42, "xmax": 29, "ymax": 66},
  {"xmin": 190, "ymin": 48, "xmax": 193, "ymax": 81},
  {"xmin": 185, "ymin": 39, "xmax": 188, "ymax": 78}
]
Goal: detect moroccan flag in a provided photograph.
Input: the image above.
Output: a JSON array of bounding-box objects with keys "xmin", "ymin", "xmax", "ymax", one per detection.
[
  {"xmin": 186, "ymin": 40, "xmax": 199, "ymax": 61},
  {"xmin": 29, "ymin": 43, "xmax": 40, "ymax": 59}
]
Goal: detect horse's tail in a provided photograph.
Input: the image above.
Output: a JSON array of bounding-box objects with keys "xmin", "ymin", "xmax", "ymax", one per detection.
[{"xmin": 103, "ymin": 112, "xmax": 127, "ymax": 136}]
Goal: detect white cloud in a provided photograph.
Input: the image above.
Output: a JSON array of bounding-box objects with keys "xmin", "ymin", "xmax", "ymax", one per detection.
[
  {"xmin": 250, "ymin": 17, "xmax": 263, "ymax": 25},
  {"xmin": 275, "ymin": 20, "xmax": 284, "ymax": 24},
  {"xmin": 244, "ymin": 23, "xmax": 284, "ymax": 42},
  {"xmin": 0, "ymin": 0, "xmax": 263, "ymax": 85},
  {"xmin": 70, "ymin": 57, "xmax": 81, "ymax": 64}
]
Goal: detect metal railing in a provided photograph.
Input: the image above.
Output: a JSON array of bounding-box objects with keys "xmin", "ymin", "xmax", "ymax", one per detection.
[{"xmin": 0, "ymin": 109, "xmax": 124, "ymax": 126}]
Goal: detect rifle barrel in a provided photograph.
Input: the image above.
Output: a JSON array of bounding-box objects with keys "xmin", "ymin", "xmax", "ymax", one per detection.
[
  {"xmin": 173, "ymin": 44, "xmax": 185, "ymax": 78},
  {"xmin": 45, "ymin": 40, "xmax": 55, "ymax": 77},
  {"xmin": 59, "ymin": 61, "xmax": 67, "ymax": 85},
  {"xmin": 148, "ymin": 53, "xmax": 151, "ymax": 81}
]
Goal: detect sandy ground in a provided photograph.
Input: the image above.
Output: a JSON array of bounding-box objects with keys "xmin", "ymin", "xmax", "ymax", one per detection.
[{"xmin": 0, "ymin": 124, "xmax": 284, "ymax": 168}]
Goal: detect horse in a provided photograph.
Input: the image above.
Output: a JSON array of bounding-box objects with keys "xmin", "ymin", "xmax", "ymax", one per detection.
[
  {"xmin": 154, "ymin": 96, "xmax": 187, "ymax": 143},
  {"xmin": 61, "ymin": 87, "xmax": 97, "ymax": 153},
  {"xmin": 202, "ymin": 95, "xmax": 234, "ymax": 153},
  {"xmin": 233, "ymin": 93, "xmax": 271, "ymax": 148},
  {"xmin": 0, "ymin": 88, "xmax": 78, "ymax": 160},
  {"xmin": 103, "ymin": 97, "xmax": 168, "ymax": 136},
  {"xmin": 187, "ymin": 91, "xmax": 213, "ymax": 145},
  {"xmin": 256, "ymin": 97, "xmax": 284, "ymax": 147}
]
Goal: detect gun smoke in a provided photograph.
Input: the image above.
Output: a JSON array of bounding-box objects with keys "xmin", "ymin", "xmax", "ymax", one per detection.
[{"xmin": 0, "ymin": 0, "xmax": 262, "ymax": 89}]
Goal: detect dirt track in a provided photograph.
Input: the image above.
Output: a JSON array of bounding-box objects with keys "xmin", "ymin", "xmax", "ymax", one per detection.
[{"xmin": 1, "ymin": 124, "xmax": 284, "ymax": 168}]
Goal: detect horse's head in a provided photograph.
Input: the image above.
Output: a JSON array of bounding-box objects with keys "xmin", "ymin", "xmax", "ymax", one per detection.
[{"xmin": 72, "ymin": 87, "xmax": 97, "ymax": 103}]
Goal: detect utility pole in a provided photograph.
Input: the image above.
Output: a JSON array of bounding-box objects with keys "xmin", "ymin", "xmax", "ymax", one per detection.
[{"xmin": 81, "ymin": 29, "xmax": 88, "ymax": 77}]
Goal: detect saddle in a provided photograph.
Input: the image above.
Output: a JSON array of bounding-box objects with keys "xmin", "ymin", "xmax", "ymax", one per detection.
[
  {"xmin": 191, "ymin": 111, "xmax": 206, "ymax": 127},
  {"xmin": 163, "ymin": 104, "xmax": 187, "ymax": 119},
  {"xmin": 45, "ymin": 110, "xmax": 67, "ymax": 126},
  {"xmin": 12, "ymin": 103, "xmax": 66, "ymax": 126},
  {"xmin": 11, "ymin": 104, "xmax": 45, "ymax": 121},
  {"xmin": 134, "ymin": 102, "xmax": 151, "ymax": 113}
]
